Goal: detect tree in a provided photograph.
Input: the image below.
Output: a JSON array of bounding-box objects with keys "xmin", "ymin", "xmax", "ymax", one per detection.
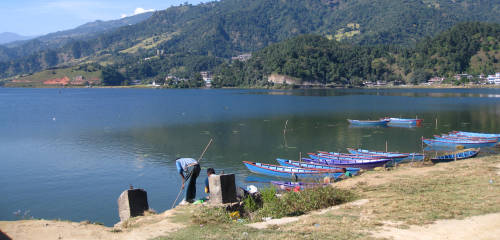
[
  {"xmin": 410, "ymin": 69, "xmax": 430, "ymax": 85},
  {"xmin": 101, "ymin": 67, "xmax": 126, "ymax": 86},
  {"xmin": 188, "ymin": 72, "xmax": 204, "ymax": 87}
]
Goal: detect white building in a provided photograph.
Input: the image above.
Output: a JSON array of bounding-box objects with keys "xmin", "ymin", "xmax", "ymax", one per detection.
[
  {"xmin": 487, "ymin": 73, "xmax": 500, "ymax": 85},
  {"xmin": 200, "ymin": 71, "xmax": 212, "ymax": 87}
]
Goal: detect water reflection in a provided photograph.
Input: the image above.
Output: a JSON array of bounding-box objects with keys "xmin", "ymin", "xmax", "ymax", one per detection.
[{"xmin": 251, "ymin": 88, "xmax": 500, "ymax": 98}]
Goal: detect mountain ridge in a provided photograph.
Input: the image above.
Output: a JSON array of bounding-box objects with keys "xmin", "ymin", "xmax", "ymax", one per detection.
[{"xmin": 1, "ymin": 0, "xmax": 500, "ymax": 81}]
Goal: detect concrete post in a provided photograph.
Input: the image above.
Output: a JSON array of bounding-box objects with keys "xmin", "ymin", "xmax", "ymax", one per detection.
[
  {"xmin": 117, "ymin": 188, "xmax": 149, "ymax": 222},
  {"xmin": 208, "ymin": 174, "xmax": 237, "ymax": 204}
]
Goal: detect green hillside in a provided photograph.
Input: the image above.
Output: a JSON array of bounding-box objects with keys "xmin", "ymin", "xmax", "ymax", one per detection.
[
  {"xmin": 1, "ymin": 0, "xmax": 500, "ymax": 82},
  {"xmin": 211, "ymin": 22, "xmax": 500, "ymax": 87}
]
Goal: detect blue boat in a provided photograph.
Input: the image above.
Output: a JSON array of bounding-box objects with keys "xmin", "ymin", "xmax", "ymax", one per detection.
[
  {"xmin": 243, "ymin": 161, "xmax": 343, "ymax": 180},
  {"xmin": 423, "ymin": 138, "xmax": 497, "ymax": 148},
  {"xmin": 317, "ymin": 151, "xmax": 387, "ymax": 159},
  {"xmin": 434, "ymin": 135, "xmax": 498, "ymax": 142},
  {"xmin": 346, "ymin": 148, "xmax": 424, "ymax": 162},
  {"xmin": 270, "ymin": 181, "xmax": 327, "ymax": 191},
  {"xmin": 276, "ymin": 158, "xmax": 360, "ymax": 174},
  {"xmin": 431, "ymin": 148, "xmax": 480, "ymax": 164},
  {"xmin": 382, "ymin": 117, "xmax": 423, "ymax": 126},
  {"xmin": 348, "ymin": 119, "xmax": 389, "ymax": 126},
  {"xmin": 447, "ymin": 132, "xmax": 500, "ymax": 142},
  {"xmin": 451, "ymin": 131, "xmax": 500, "ymax": 139},
  {"xmin": 302, "ymin": 157, "xmax": 391, "ymax": 169},
  {"xmin": 309, "ymin": 153, "xmax": 386, "ymax": 161}
]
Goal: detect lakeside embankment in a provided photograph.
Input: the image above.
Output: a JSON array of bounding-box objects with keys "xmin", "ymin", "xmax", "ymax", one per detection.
[{"xmin": 1, "ymin": 154, "xmax": 499, "ymax": 240}]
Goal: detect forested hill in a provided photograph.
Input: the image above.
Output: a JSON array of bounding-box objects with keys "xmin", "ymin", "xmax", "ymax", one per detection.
[
  {"xmin": 0, "ymin": 12, "xmax": 154, "ymax": 62},
  {"xmin": 1, "ymin": 0, "xmax": 500, "ymax": 81},
  {"xmin": 212, "ymin": 22, "xmax": 500, "ymax": 87}
]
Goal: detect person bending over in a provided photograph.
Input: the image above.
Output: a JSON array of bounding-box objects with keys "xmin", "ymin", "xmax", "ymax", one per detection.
[{"xmin": 176, "ymin": 157, "xmax": 200, "ymax": 203}]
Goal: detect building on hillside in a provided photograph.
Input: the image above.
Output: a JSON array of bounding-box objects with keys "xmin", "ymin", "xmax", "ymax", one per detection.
[
  {"xmin": 148, "ymin": 81, "xmax": 161, "ymax": 87},
  {"xmin": 362, "ymin": 81, "xmax": 374, "ymax": 87},
  {"xmin": 428, "ymin": 77, "xmax": 444, "ymax": 84},
  {"xmin": 165, "ymin": 75, "xmax": 188, "ymax": 86},
  {"xmin": 129, "ymin": 79, "xmax": 142, "ymax": 86},
  {"xmin": 200, "ymin": 71, "xmax": 213, "ymax": 88},
  {"xmin": 454, "ymin": 74, "xmax": 473, "ymax": 81},
  {"xmin": 376, "ymin": 80, "xmax": 387, "ymax": 86},
  {"xmin": 156, "ymin": 49, "xmax": 164, "ymax": 56},
  {"xmin": 487, "ymin": 73, "xmax": 500, "ymax": 85},
  {"xmin": 231, "ymin": 53, "xmax": 252, "ymax": 62}
]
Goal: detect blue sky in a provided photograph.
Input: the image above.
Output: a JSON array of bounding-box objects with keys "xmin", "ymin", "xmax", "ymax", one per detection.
[{"xmin": 0, "ymin": 0, "xmax": 204, "ymax": 36}]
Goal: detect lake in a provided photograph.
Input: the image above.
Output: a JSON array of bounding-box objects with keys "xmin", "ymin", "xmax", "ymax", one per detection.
[{"xmin": 1, "ymin": 88, "xmax": 499, "ymax": 226}]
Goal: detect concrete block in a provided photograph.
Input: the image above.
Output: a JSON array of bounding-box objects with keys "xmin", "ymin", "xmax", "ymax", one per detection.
[
  {"xmin": 117, "ymin": 189, "xmax": 149, "ymax": 222},
  {"xmin": 209, "ymin": 174, "xmax": 237, "ymax": 204}
]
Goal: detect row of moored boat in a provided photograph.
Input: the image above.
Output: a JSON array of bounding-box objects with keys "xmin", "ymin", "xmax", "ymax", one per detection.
[{"xmin": 244, "ymin": 130, "xmax": 499, "ymax": 190}]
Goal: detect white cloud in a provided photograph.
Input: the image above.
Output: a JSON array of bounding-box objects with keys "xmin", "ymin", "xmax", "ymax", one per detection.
[
  {"xmin": 134, "ymin": 7, "xmax": 155, "ymax": 15},
  {"xmin": 121, "ymin": 7, "xmax": 155, "ymax": 18}
]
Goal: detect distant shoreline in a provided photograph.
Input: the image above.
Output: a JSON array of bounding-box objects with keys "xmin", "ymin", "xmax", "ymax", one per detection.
[{"xmin": 1, "ymin": 84, "xmax": 500, "ymax": 89}]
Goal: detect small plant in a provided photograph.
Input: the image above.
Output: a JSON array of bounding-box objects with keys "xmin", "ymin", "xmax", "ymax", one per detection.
[
  {"xmin": 191, "ymin": 206, "xmax": 231, "ymax": 225},
  {"xmin": 243, "ymin": 195, "xmax": 260, "ymax": 213}
]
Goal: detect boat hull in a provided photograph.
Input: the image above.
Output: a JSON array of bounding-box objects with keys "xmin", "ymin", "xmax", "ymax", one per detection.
[
  {"xmin": 348, "ymin": 119, "xmax": 388, "ymax": 126},
  {"xmin": 243, "ymin": 161, "xmax": 343, "ymax": 179},
  {"xmin": 431, "ymin": 148, "xmax": 480, "ymax": 164},
  {"xmin": 423, "ymin": 139, "xmax": 497, "ymax": 148},
  {"xmin": 302, "ymin": 157, "xmax": 390, "ymax": 169},
  {"xmin": 276, "ymin": 158, "xmax": 360, "ymax": 174},
  {"xmin": 346, "ymin": 148, "xmax": 424, "ymax": 162},
  {"xmin": 270, "ymin": 181, "xmax": 326, "ymax": 191},
  {"xmin": 383, "ymin": 118, "xmax": 423, "ymax": 126}
]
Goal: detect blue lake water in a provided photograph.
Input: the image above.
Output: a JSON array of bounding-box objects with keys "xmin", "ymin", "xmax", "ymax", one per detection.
[{"xmin": 1, "ymin": 88, "xmax": 500, "ymax": 226}]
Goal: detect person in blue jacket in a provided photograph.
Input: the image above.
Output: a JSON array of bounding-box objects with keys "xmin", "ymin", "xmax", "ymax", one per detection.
[{"xmin": 175, "ymin": 158, "xmax": 200, "ymax": 203}]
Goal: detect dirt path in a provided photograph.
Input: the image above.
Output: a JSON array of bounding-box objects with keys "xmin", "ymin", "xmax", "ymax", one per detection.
[
  {"xmin": 372, "ymin": 212, "xmax": 500, "ymax": 240},
  {"xmin": 246, "ymin": 199, "xmax": 370, "ymax": 229},
  {"xmin": 0, "ymin": 207, "xmax": 186, "ymax": 240}
]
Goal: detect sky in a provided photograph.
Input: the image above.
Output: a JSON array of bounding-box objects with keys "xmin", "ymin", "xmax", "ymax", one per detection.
[{"xmin": 0, "ymin": 0, "xmax": 204, "ymax": 36}]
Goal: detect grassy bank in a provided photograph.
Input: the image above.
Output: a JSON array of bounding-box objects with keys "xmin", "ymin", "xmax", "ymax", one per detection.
[{"xmin": 158, "ymin": 155, "xmax": 500, "ymax": 240}]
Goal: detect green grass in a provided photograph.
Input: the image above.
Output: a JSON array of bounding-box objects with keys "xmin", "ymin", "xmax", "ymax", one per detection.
[{"xmin": 5, "ymin": 65, "xmax": 102, "ymax": 87}]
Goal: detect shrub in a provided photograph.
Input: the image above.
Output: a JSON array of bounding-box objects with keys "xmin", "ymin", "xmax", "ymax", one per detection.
[
  {"xmin": 243, "ymin": 195, "xmax": 260, "ymax": 213},
  {"xmin": 254, "ymin": 186, "xmax": 355, "ymax": 220}
]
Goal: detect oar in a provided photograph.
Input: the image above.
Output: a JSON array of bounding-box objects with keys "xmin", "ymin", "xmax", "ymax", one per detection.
[{"xmin": 171, "ymin": 138, "xmax": 214, "ymax": 208}]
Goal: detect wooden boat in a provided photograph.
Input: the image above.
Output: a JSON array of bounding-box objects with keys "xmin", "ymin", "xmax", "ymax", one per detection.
[
  {"xmin": 270, "ymin": 181, "xmax": 326, "ymax": 191},
  {"xmin": 347, "ymin": 119, "xmax": 389, "ymax": 126},
  {"xmin": 243, "ymin": 161, "xmax": 343, "ymax": 179},
  {"xmin": 309, "ymin": 153, "xmax": 386, "ymax": 161},
  {"xmin": 434, "ymin": 135, "xmax": 498, "ymax": 142},
  {"xmin": 316, "ymin": 151, "xmax": 387, "ymax": 159},
  {"xmin": 346, "ymin": 148, "xmax": 424, "ymax": 162},
  {"xmin": 423, "ymin": 138, "xmax": 497, "ymax": 148},
  {"xmin": 382, "ymin": 117, "xmax": 423, "ymax": 126},
  {"xmin": 450, "ymin": 131, "xmax": 500, "ymax": 139},
  {"xmin": 431, "ymin": 148, "xmax": 480, "ymax": 163},
  {"xmin": 302, "ymin": 157, "xmax": 391, "ymax": 169},
  {"xmin": 276, "ymin": 158, "xmax": 360, "ymax": 174},
  {"xmin": 447, "ymin": 132, "xmax": 500, "ymax": 142}
]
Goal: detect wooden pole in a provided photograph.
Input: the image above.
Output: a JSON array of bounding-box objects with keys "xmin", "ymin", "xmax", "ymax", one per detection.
[
  {"xmin": 299, "ymin": 152, "xmax": 302, "ymax": 163},
  {"xmin": 435, "ymin": 118, "xmax": 438, "ymax": 129},
  {"xmin": 283, "ymin": 120, "xmax": 289, "ymax": 148},
  {"xmin": 385, "ymin": 140, "xmax": 388, "ymax": 152},
  {"xmin": 421, "ymin": 136, "xmax": 425, "ymax": 163}
]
